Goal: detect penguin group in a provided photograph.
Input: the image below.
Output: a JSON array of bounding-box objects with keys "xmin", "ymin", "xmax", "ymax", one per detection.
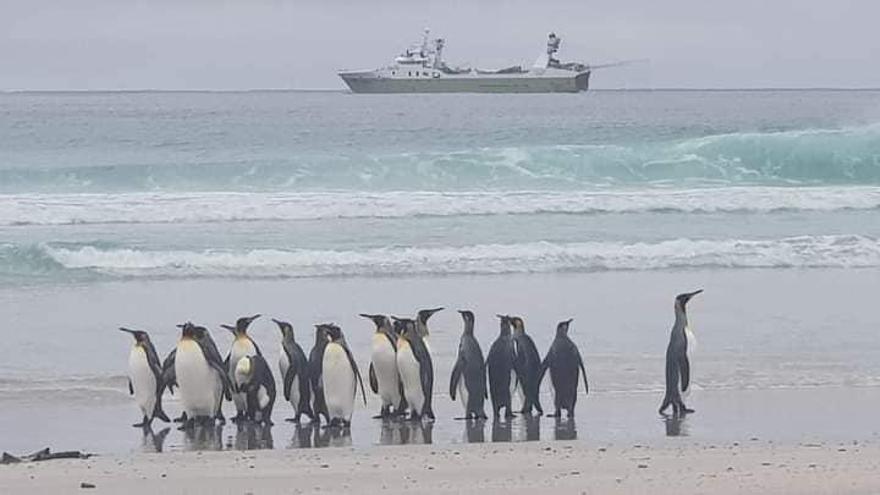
[{"xmin": 120, "ymin": 291, "xmax": 703, "ymax": 430}]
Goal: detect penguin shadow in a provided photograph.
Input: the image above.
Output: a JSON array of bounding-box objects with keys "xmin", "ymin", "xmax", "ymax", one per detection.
[
  {"xmin": 378, "ymin": 418, "xmax": 402, "ymax": 446},
  {"xmin": 464, "ymin": 418, "xmax": 486, "ymax": 443},
  {"xmin": 232, "ymin": 422, "xmax": 274, "ymax": 450},
  {"xmin": 514, "ymin": 414, "xmax": 541, "ymax": 442},
  {"xmin": 312, "ymin": 424, "xmax": 351, "ymax": 448},
  {"xmin": 553, "ymin": 417, "xmax": 578, "ymax": 441},
  {"xmin": 139, "ymin": 425, "xmax": 171, "ymax": 453},
  {"xmin": 182, "ymin": 423, "xmax": 224, "ymax": 451},
  {"xmin": 490, "ymin": 419, "xmax": 512, "ymax": 443},
  {"xmin": 661, "ymin": 414, "xmax": 690, "ymax": 437},
  {"xmin": 288, "ymin": 422, "xmax": 315, "ymax": 449}
]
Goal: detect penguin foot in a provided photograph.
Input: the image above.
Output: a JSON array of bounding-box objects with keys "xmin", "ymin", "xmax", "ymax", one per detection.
[
  {"xmin": 683, "ymin": 407, "xmax": 695, "ymax": 414},
  {"xmin": 547, "ymin": 412, "xmax": 561, "ymax": 418},
  {"xmin": 285, "ymin": 417, "xmax": 299, "ymax": 423}
]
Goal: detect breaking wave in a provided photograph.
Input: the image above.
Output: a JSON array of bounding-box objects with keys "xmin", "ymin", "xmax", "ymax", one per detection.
[
  {"xmin": 3, "ymin": 187, "xmax": 880, "ymax": 226},
  {"xmin": 1, "ymin": 125, "xmax": 879, "ymax": 192},
  {"xmin": 3, "ymin": 235, "xmax": 878, "ymax": 281}
]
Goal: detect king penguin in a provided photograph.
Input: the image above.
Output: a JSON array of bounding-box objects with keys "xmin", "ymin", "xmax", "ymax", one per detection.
[
  {"xmin": 415, "ymin": 307, "xmax": 443, "ymax": 353},
  {"xmin": 272, "ymin": 318, "xmax": 313, "ymax": 423},
  {"xmin": 222, "ymin": 314, "xmax": 262, "ymax": 423},
  {"xmin": 320, "ymin": 324, "xmax": 367, "ymax": 427},
  {"xmin": 449, "ymin": 310, "xmax": 488, "ymax": 420},
  {"xmin": 308, "ymin": 325, "xmax": 331, "ymax": 424},
  {"xmin": 486, "ymin": 315, "xmax": 517, "ymax": 418},
  {"xmin": 234, "ymin": 354, "xmax": 276, "ymax": 425},
  {"xmin": 510, "ymin": 316, "xmax": 544, "ymax": 415},
  {"xmin": 120, "ymin": 327, "xmax": 171, "ymax": 427},
  {"xmin": 539, "ymin": 319, "xmax": 589, "ymax": 418},
  {"xmin": 660, "ymin": 289, "xmax": 703, "ymax": 416},
  {"xmin": 361, "ymin": 313, "xmax": 406, "ymax": 418},
  {"xmin": 395, "ymin": 317, "xmax": 435, "ymax": 421},
  {"xmin": 174, "ymin": 322, "xmax": 233, "ymax": 427}
]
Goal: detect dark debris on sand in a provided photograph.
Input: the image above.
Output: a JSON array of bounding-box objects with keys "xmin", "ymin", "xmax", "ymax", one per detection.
[{"xmin": 1, "ymin": 447, "xmax": 93, "ymax": 464}]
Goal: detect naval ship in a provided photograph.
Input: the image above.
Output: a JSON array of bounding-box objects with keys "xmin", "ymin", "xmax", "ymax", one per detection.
[{"xmin": 339, "ymin": 31, "xmax": 595, "ymax": 94}]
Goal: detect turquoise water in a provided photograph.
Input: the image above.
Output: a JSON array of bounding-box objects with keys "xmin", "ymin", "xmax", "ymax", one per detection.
[
  {"xmin": 2, "ymin": 90, "xmax": 880, "ymax": 283},
  {"xmin": 1, "ymin": 90, "xmax": 880, "ymax": 452}
]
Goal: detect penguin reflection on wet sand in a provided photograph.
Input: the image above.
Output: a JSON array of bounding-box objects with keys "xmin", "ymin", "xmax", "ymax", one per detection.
[
  {"xmin": 540, "ymin": 319, "xmax": 589, "ymax": 419},
  {"xmin": 509, "ymin": 316, "xmax": 544, "ymax": 415},
  {"xmin": 120, "ymin": 328, "xmax": 171, "ymax": 427},
  {"xmin": 449, "ymin": 310, "xmax": 488, "ymax": 420},
  {"xmin": 320, "ymin": 324, "xmax": 367, "ymax": 428},
  {"xmin": 174, "ymin": 322, "xmax": 233, "ymax": 428},
  {"xmin": 222, "ymin": 314, "xmax": 262, "ymax": 424},
  {"xmin": 659, "ymin": 289, "xmax": 703, "ymax": 416},
  {"xmin": 273, "ymin": 319, "xmax": 314, "ymax": 423},
  {"xmin": 394, "ymin": 317, "xmax": 435, "ymax": 421},
  {"xmin": 234, "ymin": 354, "xmax": 276, "ymax": 425},
  {"xmin": 361, "ymin": 313, "xmax": 406, "ymax": 418},
  {"xmin": 487, "ymin": 315, "xmax": 517, "ymax": 418}
]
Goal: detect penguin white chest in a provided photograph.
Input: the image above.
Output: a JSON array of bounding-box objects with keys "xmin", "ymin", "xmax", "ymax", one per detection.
[
  {"xmin": 322, "ymin": 343, "xmax": 356, "ymax": 421},
  {"xmin": 278, "ymin": 348, "xmax": 300, "ymax": 408},
  {"xmin": 371, "ymin": 334, "xmax": 400, "ymax": 406},
  {"xmin": 457, "ymin": 376, "xmax": 469, "ymax": 414},
  {"xmin": 230, "ymin": 339, "xmax": 257, "ymax": 372},
  {"xmin": 229, "ymin": 338, "xmax": 257, "ymax": 413},
  {"xmin": 685, "ymin": 326, "xmax": 697, "ymax": 358},
  {"xmin": 278, "ymin": 347, "xmax": 290, "ymax": 380},
  {"xmin": 396, "ymin": 341, "xmax": 424, "ymax": 414},
  {"xmin": 176, "ymin": 340, "xmax": 221, "ymax": 417},
  {"xmin": 128, "ymin": 346, "xmax": 156, "ymax": 418}
]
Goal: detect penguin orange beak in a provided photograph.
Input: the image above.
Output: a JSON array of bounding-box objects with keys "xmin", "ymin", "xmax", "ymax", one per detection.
[{"xmin": 221, "ymin": 324, "xmax": 236, "ymax": 334}]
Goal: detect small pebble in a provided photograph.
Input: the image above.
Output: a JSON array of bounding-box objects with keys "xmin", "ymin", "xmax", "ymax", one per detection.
[
  {"xmin": 637, "ymin": 464, "xmax": 648, "ymax": 469},
  {"xmin": 80, "ymin": 482, "xmax": 96, "ymax": 489}
]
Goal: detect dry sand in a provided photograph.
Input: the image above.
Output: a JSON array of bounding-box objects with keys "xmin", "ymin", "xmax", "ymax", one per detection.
[{"xmin": 2, "ymin": 438, "xmax": 878, "ymax": 495}]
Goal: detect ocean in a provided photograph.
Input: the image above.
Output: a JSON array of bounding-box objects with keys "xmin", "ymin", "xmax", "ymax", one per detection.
[{"xmin": 1, "ymin": 90, "xmax": 879, "ymax": 454}]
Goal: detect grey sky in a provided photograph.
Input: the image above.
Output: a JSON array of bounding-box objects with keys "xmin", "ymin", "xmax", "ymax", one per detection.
[{"xmin": 2, "ymin": 0, "xmax": 878, "ymax": 90}]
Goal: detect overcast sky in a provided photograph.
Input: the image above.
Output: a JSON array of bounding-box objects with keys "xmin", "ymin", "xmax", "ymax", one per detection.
[{"xmin": 2, "ymin": 0, "xmax": 878, "ymax": 90}]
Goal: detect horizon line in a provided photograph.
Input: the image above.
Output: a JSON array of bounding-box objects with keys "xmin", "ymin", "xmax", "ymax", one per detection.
[{"xmin": 3, "ymin": 87, "xmax": 880, "ymax": 94}]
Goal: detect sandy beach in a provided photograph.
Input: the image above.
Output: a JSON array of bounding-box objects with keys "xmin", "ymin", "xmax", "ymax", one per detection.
[{"xmin": 3, "ymin": 438, "xmax": 879, "ymax": 495}]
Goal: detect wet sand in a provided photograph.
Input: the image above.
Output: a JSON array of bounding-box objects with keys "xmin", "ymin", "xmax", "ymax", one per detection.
[{"xmin": 3, "ymin": 438, "xmax": 879, "ymax": 494}]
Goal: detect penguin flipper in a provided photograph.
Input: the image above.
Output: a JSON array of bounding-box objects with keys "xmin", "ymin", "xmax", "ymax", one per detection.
[
  {"xmin": 283, "ymin": 366, "xmax": 295, "ymax": 402},
  {"xmin": 679, "ymin": 356, "xmax": 690, "ymax": 393},
  {"xmin": 343, "ymin": 345, "xmax": 368, "ymax": 406},
  {"xmin": 128, "ymin": 379, "xmax": 134, "ymax": 395},
  {"xmin": 449, "ymin": 358, "xmax": 462, "ymax": 400},
  {"xmin": 577, "ymin": 350, "xmax": 589, "ymax": 395},
  {"xmin": 368, "ymin": 363, "xmax": 378, "ymax": 394}
]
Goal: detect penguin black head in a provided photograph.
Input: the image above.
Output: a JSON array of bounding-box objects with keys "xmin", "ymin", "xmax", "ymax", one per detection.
[
  {"xmin": 359, "ymin": 314, "xmax": 390, "ymax": 331},
  {"xmin": 223, "ymin": 314, "xmax": 261, "ymax": 336},
  {"xmin": 190, "ymin": 325, "xmax": 210, "ymax": 341},
  {"xmin": 176, "ymin": 322, "xmax": 195, "ymax": 339},
  {"xmin": 119, "ymin": 327, "xmax": 150, "ymax": 345},
  {"xmin": 457, "ymin": 310, "xmax": 475, "ymax": 333},
  {"xmin": 318, "ymin": 324, "xmax": 343, "ymax": 342},
  {"xmin": 556, "ymin": 319, "xmax": 574, "ymax": 336},
  {"xmin": 391, "ymin": 317, "xmax": 417, "ymax": 340},
  {"xmin": 272, "ymin": 318, "xmax": 294, "ymax": 340},
  {"xmin": 496, "ymin": 314, "xmax": 512, "ymax": 335},
  {"xmin": 417, "ymin": 308, "xmax": 443, "ymax": 324},
  {"xmin": 509, "ymin": 316, "xmax": 525, "ymax": 334},
  {"xmin": 675, "ymin": 289, "xmax": 703, "ymax": 311}
]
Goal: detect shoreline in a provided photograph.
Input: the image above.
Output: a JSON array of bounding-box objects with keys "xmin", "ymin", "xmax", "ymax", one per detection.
[{"xmin": 2, "ymin": 438, "xmax": 877, "ymax": 494}]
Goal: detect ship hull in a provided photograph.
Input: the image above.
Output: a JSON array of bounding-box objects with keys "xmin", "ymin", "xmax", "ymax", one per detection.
[{"xmin": 339, "ymin": 71, "xmax": 590, "ymax": 94}]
